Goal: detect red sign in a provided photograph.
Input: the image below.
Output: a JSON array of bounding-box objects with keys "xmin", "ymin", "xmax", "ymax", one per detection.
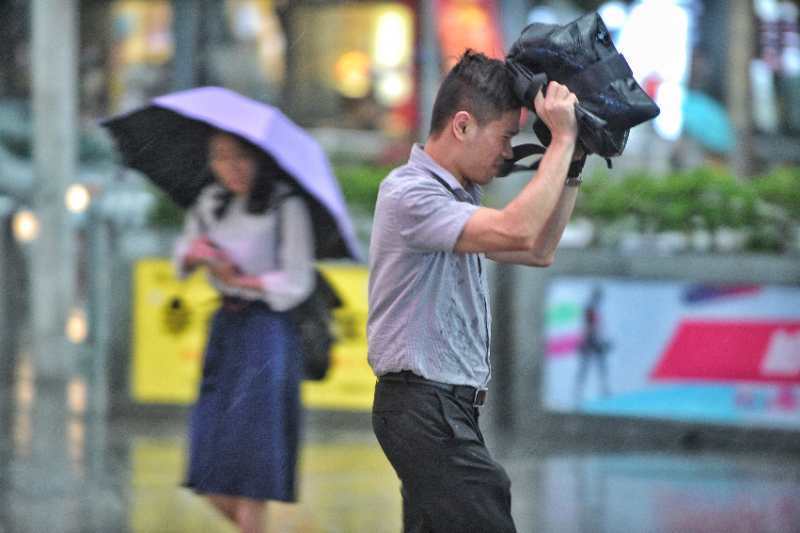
[
  {"xmin": 435, "ymin": 0, "xmax": 505, "ymax": 70},
  {"xmin": 651, "ymin": 321, "xmax": 800, "ymax": 384}
]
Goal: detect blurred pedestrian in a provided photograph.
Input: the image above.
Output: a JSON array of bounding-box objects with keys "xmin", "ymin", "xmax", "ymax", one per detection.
[
  {"xmin": 574, "ymin": 285, "xmax": 612, "ymax": 407},
  {"xmin": 368, "ymin": 50, "xmax": 584, "ymax": 532},
  {"xmin": 174, "ymin": 130, "xmax": 315, "ymax": 533}
]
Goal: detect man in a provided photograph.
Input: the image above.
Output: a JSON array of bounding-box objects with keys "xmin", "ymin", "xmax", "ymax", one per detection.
[{"xmin": 368, "ymin": 50, "xmax": 581, "ymax": 532}]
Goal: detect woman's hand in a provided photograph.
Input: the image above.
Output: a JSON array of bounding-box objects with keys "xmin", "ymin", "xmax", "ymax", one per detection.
[
  {"xmin": 208, "ymin": 259, "xmax": 265, "ymax": 291},
  {"xmin": 185, "ymin": 237, "xmax": 227, "ymax": 268},
  {"xmin": 207, "ymin": 258, "xmax": 240, "ymax": 284},
  {"xmin": 187, "ymin": 236, "xmax": 264, "ymax": 292}
]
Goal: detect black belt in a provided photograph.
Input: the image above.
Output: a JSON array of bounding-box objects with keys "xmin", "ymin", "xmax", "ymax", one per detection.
[
  {"xmin": 378, "ymin": 371, "xmax": 487, "ymax": 407},
  {"xmin": 221, "ymin": 296, "xmax": 273, "ymax": 312}
]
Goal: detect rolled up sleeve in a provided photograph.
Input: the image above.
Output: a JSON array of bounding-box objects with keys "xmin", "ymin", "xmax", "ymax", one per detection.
[{"xmin": 396, "ymin": 180, "xmax": 479, "ymax": 252}]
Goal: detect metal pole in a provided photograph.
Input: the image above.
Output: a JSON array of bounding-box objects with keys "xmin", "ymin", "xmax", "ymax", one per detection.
[
  {"xmin": 31, "ymin": 0, "xmax": 78, "ymax": 380},
  {"xmin": 86, "ymin": 205, "xmax": 111, "ymax": 414},
  {"xmin": 171, "ymin": 0, "xmax": 199, "ymax": 91},
  {"xmin": 498, "ymin": 0, "xmax": 529, "ymax": 50},
  {"xmin": 727, "ymin": 0, "xmax": 755, "ymax": 177},
  {"xmin": 0, "ymin": 199, "xmax": 16, "ymax": 383},
  {"xmin": 418, "ymin": 0, "xmax": 440, "ymax": 143}
]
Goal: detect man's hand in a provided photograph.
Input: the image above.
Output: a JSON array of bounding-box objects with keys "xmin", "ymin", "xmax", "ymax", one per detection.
[{"xmin": 534, "ymin": 81, "xmax": 579, "ymax": 145}]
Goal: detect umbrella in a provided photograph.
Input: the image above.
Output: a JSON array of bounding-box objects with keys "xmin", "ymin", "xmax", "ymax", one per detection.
[{"xmin": 101, "ymin": 86, "xmax": 362, "ymax": 262}]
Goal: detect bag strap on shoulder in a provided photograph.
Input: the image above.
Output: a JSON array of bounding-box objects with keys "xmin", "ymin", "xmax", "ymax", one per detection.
[{"xmin": 274, "ymin": 192, "xmax": 343, "ymax": 309}]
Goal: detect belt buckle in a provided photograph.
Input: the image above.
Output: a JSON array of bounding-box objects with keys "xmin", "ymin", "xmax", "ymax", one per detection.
[{"xmin": 473, "ymin": 389, "xmax": 487, "ymax": 407}]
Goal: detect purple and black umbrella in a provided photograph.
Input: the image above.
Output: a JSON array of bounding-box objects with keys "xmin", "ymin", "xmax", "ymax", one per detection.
[{"xmin": 101, "ymin": 86, "xmax": 362, "ymax": 262}]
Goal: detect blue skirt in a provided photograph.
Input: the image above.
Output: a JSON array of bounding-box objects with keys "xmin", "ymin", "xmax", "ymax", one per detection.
[{"xmin": 184, "ymin": 302, "xmax": 302, "ymax": 502}]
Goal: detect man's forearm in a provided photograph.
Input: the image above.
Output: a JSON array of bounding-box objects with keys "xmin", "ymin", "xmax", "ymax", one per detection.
[
  {"xmin": 487, "ymin": 183, "xmax": 578, "ymax": 266},
  {"xmin": 503, "ymin": 137, "xmax": 576, "ymax": 241},
  {"xmin": 532, "ymin": 181, "xmax": 579, "ymax": 258}
]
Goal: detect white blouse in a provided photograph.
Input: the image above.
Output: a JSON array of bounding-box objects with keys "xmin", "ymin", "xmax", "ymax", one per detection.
[{"xmin": 173, "ymin": 183, "xmax": 316, "ymax": 311}]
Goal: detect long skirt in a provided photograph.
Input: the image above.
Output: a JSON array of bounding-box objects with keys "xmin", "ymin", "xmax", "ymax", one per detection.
[{"xmin": 184, "ymin": 302, "xmax": 302, "ymax": 502}]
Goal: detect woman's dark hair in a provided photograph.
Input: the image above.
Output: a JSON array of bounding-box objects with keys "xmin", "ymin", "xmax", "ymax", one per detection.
[
  {"xmin": 429, "ymin": 49, "xmax": 520, "ymax": 137},
  {"xmin": 210, "ymin": 135, "xmax": 295, "ymax": 220}
]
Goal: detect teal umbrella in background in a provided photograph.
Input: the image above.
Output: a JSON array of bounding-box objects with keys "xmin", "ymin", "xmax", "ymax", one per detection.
[{"xmin": 681, "ymin": 90, "xmax": 734, "ymax": 154}]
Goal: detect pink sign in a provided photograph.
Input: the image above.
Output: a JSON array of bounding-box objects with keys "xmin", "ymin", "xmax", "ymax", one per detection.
[{"xmin": 651, "ymin": 321, "xmax": 800, "ymax": 384}]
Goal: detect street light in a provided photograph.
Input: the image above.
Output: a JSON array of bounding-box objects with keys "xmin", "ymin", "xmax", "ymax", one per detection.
[
  {"xmin": 65, "ymin": 306, "xmax": 88, "ymax": 344},
  {"xmin": 12, "ymin": 209, "xmax": 40, "ymax": 242},
  {"xmin": 65, "ymin": 184, "xmax": 91, "ymax": 214}
]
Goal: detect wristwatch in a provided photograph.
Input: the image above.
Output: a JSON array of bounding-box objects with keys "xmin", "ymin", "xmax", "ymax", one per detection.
[{"xmin": 566, "ymin": 152, "xmax": 586, "ymax": 186}]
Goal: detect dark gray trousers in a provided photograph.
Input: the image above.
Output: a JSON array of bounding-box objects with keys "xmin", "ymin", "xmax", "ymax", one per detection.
[{"xmin": 372, "ymin": 379, "xmax": 517, "ymax": 533}]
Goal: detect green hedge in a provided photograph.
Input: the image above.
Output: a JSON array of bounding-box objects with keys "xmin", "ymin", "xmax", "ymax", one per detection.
[
  {"xmin": 148, "ymin": 162, "xmax": 799, "ymax": 254},
  {"xmin": 576, "ymin": 166, "xmax": 800, "ymax": 252},
  {"xmin": 332, "ymin": 163, "xmax": 391, "ymax": 215}
]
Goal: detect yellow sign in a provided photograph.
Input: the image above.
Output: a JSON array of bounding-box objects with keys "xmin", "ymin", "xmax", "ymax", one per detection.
[
  {"xmin": 130, "ymin": 258, "xmax": 374, "ymax": 410},
  {"xmin": 301, "ymin": 263, "xmax": 374, "ymax": 411},
  {"xmin": 131, "ymin": 259, "xmax": 220, "ymax": 404}
]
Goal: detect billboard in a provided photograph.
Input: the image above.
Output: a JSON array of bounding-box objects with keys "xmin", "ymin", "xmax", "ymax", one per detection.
[
  {"xmin": 544, "ymin": 277, "xmax": 800, "ymax": 429},
  {"xmin": 131, "ymin": 258, "xmax": 374, "ymax": 410}
]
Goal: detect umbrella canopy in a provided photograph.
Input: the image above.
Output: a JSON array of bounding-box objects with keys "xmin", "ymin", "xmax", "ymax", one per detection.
[
  {"xmin": 101, "ymin": 86, "xmax": 362, "ymax": 261},
  {"xmin": 681, "ymin": 90, "xmax": 734, "ymax": 155}
]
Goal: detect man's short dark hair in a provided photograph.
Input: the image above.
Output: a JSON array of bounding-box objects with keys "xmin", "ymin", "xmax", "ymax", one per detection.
[{"xmin": 429, "ymin": 50, "xmax": 520, "ymax": 137}]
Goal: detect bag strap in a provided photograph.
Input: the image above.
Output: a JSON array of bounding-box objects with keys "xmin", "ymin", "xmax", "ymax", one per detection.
[
  {"xmin": 428, "ymin": 171, "xmax": 457, "ymax": 197},
  {"xmin": 427, "ymin": 171, "xmax": 483, "ymax": 277},
  {"xmin": 498, "ymin": 144, "xmax": 547, "ymax": 176},
  {"xmin": 274, "ymin": 193, "xmax": 342, "ymax": 309},
  {"xmin": 500, "ymin": 142, "xmax": 593, "ymax": 177},
  {"xmin": 426, "ymin": 170, "xmax": 490, "ymax": 363}
]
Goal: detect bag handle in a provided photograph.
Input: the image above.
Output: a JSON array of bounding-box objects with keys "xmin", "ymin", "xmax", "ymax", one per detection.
[{"xmin": 504, "ymin": 60, "xmax": 609, "ymax": 173}]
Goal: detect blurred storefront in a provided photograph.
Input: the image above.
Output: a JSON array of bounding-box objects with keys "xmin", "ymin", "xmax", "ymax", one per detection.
[
  {"xmin": 103, "ymin": 0, "xmax": 421, "ymax": 143},
  {"xmin": 91, "ymin": 0, "xmax": 507, "ymax": 157},
  {"xmin": 2, "ymin": 1, "xmax": 799, "ymax": 169},
  {"xmin": 605, "ymin": 0, "xmax": 798, "ymax": 168}
]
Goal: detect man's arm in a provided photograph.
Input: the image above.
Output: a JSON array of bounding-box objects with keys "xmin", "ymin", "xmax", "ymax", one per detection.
[
  {"xmin": 454, "ymin": 82, "xmax": 579, "ymax": 264},
  {"xmin": 487, "ymin": 181, "xmax": 579, "ymax": 266}
]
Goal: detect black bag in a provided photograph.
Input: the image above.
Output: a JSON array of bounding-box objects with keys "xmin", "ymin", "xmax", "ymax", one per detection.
[
  {"xmin": 291, "ymin": 270, "xmax": 341, "ymax": 381},
  {"xmin": 504, "ymin": 12, "xmax": 660, "ymax": 171},
  {"xmin": 275, "ymin": 195, "xmax": 342, "ymax": 381}
]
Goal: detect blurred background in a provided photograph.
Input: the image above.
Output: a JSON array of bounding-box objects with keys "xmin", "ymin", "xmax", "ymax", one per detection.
[{"xmin": 0, "ymin": 0, "xmax": 798, "ymax": 532}]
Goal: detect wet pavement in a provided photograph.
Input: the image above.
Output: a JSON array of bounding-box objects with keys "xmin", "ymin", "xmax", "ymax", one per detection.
[{"xmin": 1, "ymin": 363, "xmax": 800, "ymax": 533}]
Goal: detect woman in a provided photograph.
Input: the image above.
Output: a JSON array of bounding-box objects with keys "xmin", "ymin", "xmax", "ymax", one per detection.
[{"xmin": 174, "ymin": 130, "xmax": 315, "ymax": 533}]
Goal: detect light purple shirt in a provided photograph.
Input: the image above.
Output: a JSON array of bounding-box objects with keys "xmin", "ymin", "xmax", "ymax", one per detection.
[{"xmin": 367, "ymin": 144, "xmax": 492, "ymax": 388}]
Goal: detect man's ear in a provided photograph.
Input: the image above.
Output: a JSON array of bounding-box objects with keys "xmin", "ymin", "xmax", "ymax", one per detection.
[{"xmin": 452, "ymin": 111, "xmax": 472, "ymax": 140}]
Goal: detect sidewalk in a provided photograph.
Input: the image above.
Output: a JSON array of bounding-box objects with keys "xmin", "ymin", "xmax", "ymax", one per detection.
[{"xmin": 1, "ymin": 378, "xmax": 799, "ymax": 532}]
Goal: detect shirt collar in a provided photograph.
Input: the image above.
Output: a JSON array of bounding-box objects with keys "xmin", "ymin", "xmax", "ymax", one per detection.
[{"xmin": 409, "ymin": 143, "xmax": 472, "ymax": 196}]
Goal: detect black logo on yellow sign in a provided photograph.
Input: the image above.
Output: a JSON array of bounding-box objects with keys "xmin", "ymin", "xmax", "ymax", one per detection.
[{"xmin": 163, "ymin": 296, "xmax": 191, "ymax": 335}]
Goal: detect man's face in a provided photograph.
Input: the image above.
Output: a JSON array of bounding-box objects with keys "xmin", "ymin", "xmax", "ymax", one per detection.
[{"xmin": 460, "ymin": 109, "xmax": 520, "ymax": 186}]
